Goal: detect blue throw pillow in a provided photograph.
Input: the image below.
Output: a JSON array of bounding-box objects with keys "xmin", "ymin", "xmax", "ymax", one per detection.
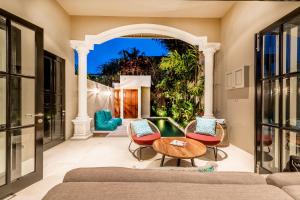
[
  {"xmin": 131, "ymin": 120, "xmax": 153, "ymax": 137},
  {"xmin": 195, "ymin": 117, "xmax": 216, "ymax": 136}
]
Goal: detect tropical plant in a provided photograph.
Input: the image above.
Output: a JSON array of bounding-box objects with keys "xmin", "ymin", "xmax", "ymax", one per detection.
[{"xmin": 154, "ymin": 45, "xmax": 204, "ymax": 126}]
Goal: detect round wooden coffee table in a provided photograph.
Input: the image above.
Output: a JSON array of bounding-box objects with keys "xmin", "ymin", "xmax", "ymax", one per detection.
[{"xmin": 153, "ymin": 137, "xmax": 207, "ymax": 167}]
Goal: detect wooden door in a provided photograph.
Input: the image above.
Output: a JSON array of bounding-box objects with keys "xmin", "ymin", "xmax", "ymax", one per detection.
[
  {"xmin": 124, "ymin": 89, "xmax": 138, "ymax": 118},
  {"xmin": 114, "ymin": 89, "xmax": 120, "ymax": 117}
]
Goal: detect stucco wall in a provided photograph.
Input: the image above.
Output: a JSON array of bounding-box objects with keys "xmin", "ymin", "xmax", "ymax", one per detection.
[
  {"xmin": 141, "ymin": 87, "xmax": 151, "ymax": 118},
  {"xmin": 0, "ymin": 0, "xmax": 77, "ymax": 139},
  {"xmin": 215, "ymin": 2, "xmax": 299, "ymax": 154},
  {"xmin": 71, "ymin": 16, "xmax": 221, "ymax": 42},
  {"xmin": 87, "ymin": 79, "xmax": 114, "ymax": 128}
]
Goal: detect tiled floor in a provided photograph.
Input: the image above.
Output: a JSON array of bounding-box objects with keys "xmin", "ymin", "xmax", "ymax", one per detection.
[{"xmin": 9, "ymin": 136, "xmax": 254, "ymax": 200}]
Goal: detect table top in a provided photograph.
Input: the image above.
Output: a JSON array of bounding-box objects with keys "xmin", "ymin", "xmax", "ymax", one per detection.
[{"xmin": 152, "ymin": 137, "xmax": 207, "ymax": 159}]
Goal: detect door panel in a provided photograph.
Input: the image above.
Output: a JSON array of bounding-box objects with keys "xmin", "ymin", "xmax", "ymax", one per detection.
[
  {"xmin": 114, "ymin": 89, "xmax": 120, "ymax": 117},
  {"xmin": 43, "ymin": 51, "xmax": 65, "ymax": 150},
  {"xmin": 0, "ymin": 8, "xmax": 43, "ymax": 199},
  {"xmin": 124, "ymin": 89, "xmax": 138, "ymax": 118},
  {"xmin": 255, "ymin": 8, "xmax": 300, "ymax": 173}
]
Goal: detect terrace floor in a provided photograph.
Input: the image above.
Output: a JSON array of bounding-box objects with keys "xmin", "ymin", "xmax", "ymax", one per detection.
[{"xmin": 8, "ymin": 133, "xmax": 254, "ymax": 200}]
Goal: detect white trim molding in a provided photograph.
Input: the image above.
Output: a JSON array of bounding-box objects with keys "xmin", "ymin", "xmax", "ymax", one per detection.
[{"xmin": 70, "ymin": 23, "xmax": 221, "ymax": 137}]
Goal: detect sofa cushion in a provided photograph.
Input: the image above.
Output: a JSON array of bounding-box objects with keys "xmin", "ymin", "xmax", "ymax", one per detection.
[
  {"xmin": 266, "ymin": 172, "xmax": 300, "ymax": 188},
  {"xmin": 95, "ymin": 120, "xmax": 117, "ymax": 131},
  {"xmin": 95, "ymin": 111, "xmax": 106, "ymax": 122},
  {"xmin": 131, "ymin": 120, "xmax": 154, "ymax": 137},
  {"xmin": 111, "ymin": 118, "xmax": 122, "ymax": 126},
  {"xmin": 186, "ymin": 133, "xmax": 221, "ymax": 146},
  {"xmin": 63, "ymin": 167, "xmax": 266, "ymax": 185},
  {"xmin": 131, "ymin": 133, "xmax": 160, "ymax": 145},
  {"xmin": 195, "ymin": 117, "xmax": 216, "ymax": 136},
  {"xmin": 282, "ymin": 185, "xmax": 300, "ymax": 200},
  {"xmin": 43, "ymin": 182, "xmax": 293, "ymax": 200},
  {"xmin": 103, "ymin": 109, "xmax": 112, "ymax": 120}
]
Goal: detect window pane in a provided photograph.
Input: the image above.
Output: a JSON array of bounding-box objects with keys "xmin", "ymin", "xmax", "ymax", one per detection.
[
  {"xmin": 0, "ymin": 76, "xmax": 5, "ymax": 129},
  {"xmin": 282, "ymin": 76, "xmax": 300, "ymax": 128},
  {"xmin": 282, "ymin": 130, "xmax": 300, "ymax": 171},
  {"xmin": 0, "ymin": 131, "xmax": 6, "ymax": 186},
  {"xmin": 0, "ymin": 16, "xmax": 6, "ymax": 72},
  {"xmin": 11, "ymin": 22, "xmax": 35, "ymax": 76},
  {"xmin": 262, "ymin": 79, "xmax": 280, "ymax": 124},
  {"xmin": 283, "ymin": 16, "xmax": 300, "ymax": 74},
  {"xmin": 262, "ymin": 29, "xmax": 280, "ymax": 78},
  {"xmin": 11, "ymin": 127, "xmax": 35, "ymax": 181},
  {"xmin": 10, "ymin": 77, "xmax": 35, "ymax": 127},
  {"xmin": 261, "ymin": 126, "xmax": 280, "ymax": 172}
]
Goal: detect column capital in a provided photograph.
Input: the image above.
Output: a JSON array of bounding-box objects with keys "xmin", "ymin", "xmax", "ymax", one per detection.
[
  {"xmin": 203, "ymin": 43, "xmax": 221, "ymax": 56},
  {"xmin": 70, "ymin": 40, "xmax": 92, "ymax": 55}
]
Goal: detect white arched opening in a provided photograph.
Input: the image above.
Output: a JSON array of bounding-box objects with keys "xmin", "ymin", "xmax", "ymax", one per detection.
[{"xmin": 70, "ymin": 23, "xmax": 220, "ymax": 139}]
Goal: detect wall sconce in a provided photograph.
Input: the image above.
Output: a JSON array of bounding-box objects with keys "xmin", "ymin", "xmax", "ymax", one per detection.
[{"xmin": 89, "ymin": 88, "xmax": 99, "ymax": 94}]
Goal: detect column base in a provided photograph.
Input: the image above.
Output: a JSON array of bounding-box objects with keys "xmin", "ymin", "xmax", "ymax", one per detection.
[{"xmin": 71, "ymin": 117, "xmax": 93, "ymax": 140}]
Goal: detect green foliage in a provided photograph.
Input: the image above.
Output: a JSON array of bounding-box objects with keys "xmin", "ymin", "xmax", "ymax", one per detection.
[
  {"xmin": 86, "ymin": 40, "xmax": 204, "ymax": 127},
  {"xmin": 154, "ymin": 45, "xmax": 204, "ymax": 127}
]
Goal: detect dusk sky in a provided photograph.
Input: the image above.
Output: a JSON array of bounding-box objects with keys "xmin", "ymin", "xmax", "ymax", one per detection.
[{"xmin": 75, "ymin": 38, "xmax": 169, "ymax": 74}]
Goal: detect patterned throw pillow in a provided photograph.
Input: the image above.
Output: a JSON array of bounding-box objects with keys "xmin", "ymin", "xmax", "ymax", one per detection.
[
  {"xmin": 131, "ymin": 119, "xmax": 154, "ymax": 137},
  {"xmin": 195, "ymin": 117, "xmax": 216, "ymax": 136}
]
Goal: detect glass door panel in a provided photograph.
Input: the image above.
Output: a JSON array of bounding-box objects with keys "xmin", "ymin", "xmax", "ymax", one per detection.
[
  {"xmin": 11, "ymin": 127, "xmax": 35, "ymax": 181},
  {"xmin": 282, "ymin": 76, "xmax": 300, "ymax": 128},
  {"xmin": 261, "ymin": 126, "xmax": 280, "ymax": 172},
  {"xmin": 0, "ymin": 131, "xmax": 6, "ymax": 186},
  {"xmin": 283, "ymin": 16, "xmax": 300, "ymax": 74},
  {"xmin": 10, "ymin": 77, "xmax": 35, "ymax": 127},
  {"xmin": 0, "ymin": 16, "xmax": 6, "ymax": 72},
  {"xmin": 11, "ymin": 22, "xmax": 35, "ymax": 76},
  {"xmin": 262, "ymin": 29, "xmax": 280, "ymax": 78},
  {"xmin": 282, "ymin": 130, "xmax": 300, "ymax": 170},
  {"xmin": 0, "ymin": 76, "xmax": 6, "ymax": 129},
  {"xmin": 262, "ymin": 79, "xmax": 280, "ymax": 125},
  {"xmin": 52, "ymin": 106, "xmax": 63, "ymax": 140}
]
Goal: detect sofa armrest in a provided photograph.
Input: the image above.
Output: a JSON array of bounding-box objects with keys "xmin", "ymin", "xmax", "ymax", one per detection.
[{"xmin": 267, "ymin": 172, "xmax": 300, "ymax": 188}]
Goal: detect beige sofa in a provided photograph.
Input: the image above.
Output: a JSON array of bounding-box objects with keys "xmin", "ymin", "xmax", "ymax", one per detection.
[{"xmin": 43, "ymin": 167, "xmax": 300, "ymax": 200}]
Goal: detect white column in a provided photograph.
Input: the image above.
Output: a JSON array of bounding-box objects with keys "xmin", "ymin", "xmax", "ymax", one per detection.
[
  {"xmin": 138, "ymin": 87, "xmax": 142, "ymax": 118},
  {"xmin": 120, "ymin": 88, "xmax": 124, "ymax": 118},
  {"xmin": 203, "ymin": 46, "xmax": 218, "ymax": 118},
  {"xmin": 72, "ymin": 45, "xmax": 92, "ymax": 139}
]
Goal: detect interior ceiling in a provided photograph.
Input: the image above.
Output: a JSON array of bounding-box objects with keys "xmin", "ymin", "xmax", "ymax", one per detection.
[{"xmin": 56, "ymin": 0, "xmax": 236, "ymax": 18}]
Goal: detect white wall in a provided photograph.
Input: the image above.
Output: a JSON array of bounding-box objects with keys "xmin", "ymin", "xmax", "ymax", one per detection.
[
  {"xmin": 215, "ymin": 2, "xmax": 299, "ymax": 154},
  {"xmin": 71, "ymin": 16, "xmax": 221, "ymax": 42},
  {"xmin": 0, "ymin": 0, "xmax": 77, "ymax": 139},
  {"xmin": 87, "ymin": 79, "xmax": 114, "ymax": 127},
  {"xmin": 141, "ymin": 87, "xmax": 151, "ymax": 118}
]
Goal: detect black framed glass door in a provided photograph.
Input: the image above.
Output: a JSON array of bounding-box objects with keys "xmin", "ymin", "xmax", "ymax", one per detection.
[
  {"xmin": 0, "ymin": 9, "xmax": 43, "ymax": 198},
  {"xmin": 255, "ymin": 8, "xmax": 300, "ymax": 173},
  {"xmin": 44, "ymin": 51, "xmax": 65, "ymax": 150}
]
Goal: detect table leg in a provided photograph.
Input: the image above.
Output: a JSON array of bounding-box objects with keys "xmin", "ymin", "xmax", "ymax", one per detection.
[
  {"xmin": 191, "ymin": 158, "xmax": 195, "ymax": 167},
  {"xmin": 160, "ymin": 155, "xmax": 165, "ymax": 167},
  {"xmin": 177, "ymin": 159, "xmax": 181, "ymax": 166}
]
